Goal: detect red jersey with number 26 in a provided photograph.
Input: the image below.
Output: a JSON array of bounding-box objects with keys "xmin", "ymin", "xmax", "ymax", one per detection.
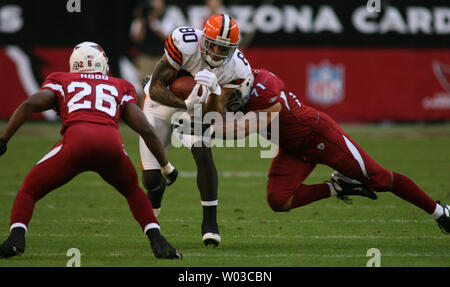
[
  {"xmin": 41, "ymin": 72, "xmax": 138, "ymax": 134},
  {"xmin": 245, "ymin": 69, "xmax": 319, "ymax": 151}
]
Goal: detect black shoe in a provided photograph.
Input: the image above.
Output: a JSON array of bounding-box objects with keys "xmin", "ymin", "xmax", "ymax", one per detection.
[
  {"xmin": 330, "ymin": 171, "xmax": 378, "ymax": 204},
  {"xmin": 149, "ymin": 233, "xmax": 182, "ymax": 259},
  {"xmin": 201, "ymin": 221, "xmax": 221, "ymax": 247},
  {"xmin": 0, "ymin": 227, "xmax": 26, "ymax": 258},
  {"xmin": 436, "ymin": 201, "xmax": 450, "ymax": 235},
  {"xmin": 147, "ymin": 228, "xmax": 181, "ymax": 259}
]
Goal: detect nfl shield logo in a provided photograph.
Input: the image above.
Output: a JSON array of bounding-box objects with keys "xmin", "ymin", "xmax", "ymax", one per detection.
[{"xmin": 307, "ymin": 61, "xmax": 345, "ymax": 107}]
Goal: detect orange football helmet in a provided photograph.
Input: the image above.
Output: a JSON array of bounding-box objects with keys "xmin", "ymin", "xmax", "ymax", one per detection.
[{"xmin": 201, "ymin": 13, "xmax": 239, "ymax": 67}]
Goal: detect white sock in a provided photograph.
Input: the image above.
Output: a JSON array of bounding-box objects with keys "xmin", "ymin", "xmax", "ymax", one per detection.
[
  {"xmin": 432, "ymin": 203, "xmax": 445, "ymax": 220},
  {"xmin": 327, "ymin": 182, "xmax": 337, "ymax": 197},
  {"xmin": 10, "ymin": 222, "xmax": 27, "ymax": 232},
  {"xmin": 201, "ymin": 200, "xmax": 218, "ymax": 207},
  {"xmin": 143, "ymin": 223, "xmax": 160, "ymax": 234}
]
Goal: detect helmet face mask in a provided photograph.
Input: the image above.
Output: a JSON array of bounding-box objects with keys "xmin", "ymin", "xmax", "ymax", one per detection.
[
  {"xmin": 226, "ymin": 73, "xmax": 254, "ymax": 112},
  {"xmin": 201, "ymin": 14, "xmax": 239, "ymax": 67},
  {"xmin": 69, "ymin": 41, "xmax": 109, "ymax": 75}
]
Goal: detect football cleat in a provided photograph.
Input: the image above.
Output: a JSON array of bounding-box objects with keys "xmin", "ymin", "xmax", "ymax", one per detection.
[
  {"xmin": 0, "ymin": 228, "xmax": 25, "ymax": 258},
  {"xmin": 150, "ymin": 234, "xmax": 182, "ymax": 259},
  {"xmin": 202, "ymin": 233, "xmax": 221, "ymax": 247},
  {"xmin": 330, "ymin": 171, "xmax": 378, "ymax": 204},
  {"xmin": 202, "ymin": 221, "xmax": 221, "ymax": 247},
  {"xmin": 436, "ymin": 201, "xmax": 450, "ymax": 235}
]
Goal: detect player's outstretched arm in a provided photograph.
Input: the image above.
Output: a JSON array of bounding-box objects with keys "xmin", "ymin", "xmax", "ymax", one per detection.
[
  {"xmin": 148, "ymin": 55, "xmax": 186, "ymax": 109},
  {"xmin": 203, "ymin": 87, "xmax": 235, "ymax": 115},
  {"xmin": 121, "ymin": 102, "xmax": 178, "ymax": 185},
  {"xmin": 213, "ymin": 102, "xmax": 281, "ymax": 140},
  {"xmin": 0, "ymin": 90, "xmax": 56, "ymax": 156}
]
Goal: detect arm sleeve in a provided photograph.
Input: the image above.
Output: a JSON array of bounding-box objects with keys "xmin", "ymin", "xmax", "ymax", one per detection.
[
  {"xmin": 164, "ymin": 33, "xmax": 183, "ymax": 70},
  {"xmin": 119, "ymin": 81, "xmax": 139, "ymax": 114},
  {"xmin": 40, "ymin": 73, "xmax": 65, "ymax": 101},
  {"xmin": 246, "ymin": 85, "xmax": 279, "ymax": 112}
]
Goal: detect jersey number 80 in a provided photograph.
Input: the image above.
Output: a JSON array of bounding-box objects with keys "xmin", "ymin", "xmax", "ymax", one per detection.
[{"xmin": 178, "ymin": 27, "xmax": 198, "ymax": 43}]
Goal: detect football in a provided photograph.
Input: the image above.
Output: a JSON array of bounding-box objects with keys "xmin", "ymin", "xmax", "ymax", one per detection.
[{"xmin": 169, "ymin": 75, "xmax": 201, "ymax": 100}]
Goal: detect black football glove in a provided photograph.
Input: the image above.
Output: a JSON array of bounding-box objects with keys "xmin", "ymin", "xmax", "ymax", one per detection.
[
  {"xmin": 165, "ymin": 168, "xmax": 178, "ymax": 186},
  {"xmin": 0, "ymin": 138, "xmax": 7, "ymax": 157},
  {"xmin": 161, "ymin": 163, "xmax": 178, "ymax": 186}
]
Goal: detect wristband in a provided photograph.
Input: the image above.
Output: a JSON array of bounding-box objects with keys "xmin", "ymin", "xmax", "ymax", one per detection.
[{"xmin": 161, "ymin": 162, "xmax": 175, "ymax": 175}]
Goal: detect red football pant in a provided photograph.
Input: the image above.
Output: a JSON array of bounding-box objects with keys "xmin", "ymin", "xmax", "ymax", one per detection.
[
  {"xmin": 10, "ymin": 124, "xmax": 158, "ymax": 231},
  {"xmin": 267, "ymin": 112, "xmax": 436, "ymax": 214}
]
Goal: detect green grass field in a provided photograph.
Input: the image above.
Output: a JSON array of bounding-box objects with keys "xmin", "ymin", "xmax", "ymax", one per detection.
[{"xmin": 0, "ymin": 121, "xmax": 449, "ymax": 267}]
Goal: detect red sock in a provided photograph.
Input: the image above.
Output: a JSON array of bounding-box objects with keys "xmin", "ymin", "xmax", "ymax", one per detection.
[
  {"xmin": 290, "ymin": 183, "xmax": 330, "ymax": 209},
  {"xmin": 126, "ymin": 188, "xmax": 159, "ymax": 231},
  {"xmin": 392, "ymin": 172, "xmax": 436, "ymax": 214},
  {"xmin": 10, "ymin": 189, "xmax": 36, "ymax": 228}
]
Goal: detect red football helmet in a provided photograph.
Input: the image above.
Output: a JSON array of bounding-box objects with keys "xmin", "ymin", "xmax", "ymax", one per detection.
[{"xmin": 201, "ymin": 14, "xmax": 239, "ymax": 67}]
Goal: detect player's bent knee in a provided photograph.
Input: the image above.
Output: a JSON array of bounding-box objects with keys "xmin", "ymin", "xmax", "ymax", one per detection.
[
  {"xmin": 267, "ymin": 192, "xmax": 292, "ymax": 212},
  {"xmin": 142, "ymin": 169, "xmax": 163, "ymax": 190}
]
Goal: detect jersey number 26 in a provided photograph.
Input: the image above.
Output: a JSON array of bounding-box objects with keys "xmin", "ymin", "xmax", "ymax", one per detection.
[{"xmin": 67, "ymin": 82, "xmax": 118, "ymax": 117}]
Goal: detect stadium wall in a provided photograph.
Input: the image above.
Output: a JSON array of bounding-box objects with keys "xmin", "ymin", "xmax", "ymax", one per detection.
[{"xmin": 0, "ymin": 0, "xmax": 449, "ymax": 122}]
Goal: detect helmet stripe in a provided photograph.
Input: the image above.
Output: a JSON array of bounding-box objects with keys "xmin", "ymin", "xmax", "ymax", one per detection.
[
  {"xmin": 225, "ymin": 15, "xmax": 232, "ymax": 38},
  {"xmin": 220, "ymin": 14, "xmax": 231, "ymax": 39},
  {"xmin": 219, "ymin": 14, "xmax": 225, "ymax": 38}
]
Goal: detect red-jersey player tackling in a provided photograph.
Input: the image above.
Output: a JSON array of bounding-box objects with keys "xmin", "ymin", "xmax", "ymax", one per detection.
[
  {"xmin": 0, "ymin": 42, "xmax": 182, "ymax": 259},
  {"xmin": 216, "ymin": 68, "xmax": 450, "ymax": 234}
]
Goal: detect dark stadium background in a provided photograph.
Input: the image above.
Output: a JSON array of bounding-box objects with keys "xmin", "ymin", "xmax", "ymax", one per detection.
[{"xmin": 1, "ymin": 0, "xmax": 449, "ymax": 122}]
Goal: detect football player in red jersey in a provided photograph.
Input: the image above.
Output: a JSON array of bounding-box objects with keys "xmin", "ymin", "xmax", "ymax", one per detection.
[
  {"xmin": 215, "ymin": 68, "xmax": 450, "ymax": 234},
  {"xmin": 0, "ymin": 42, "xmax": 182, "ymax": 259}
]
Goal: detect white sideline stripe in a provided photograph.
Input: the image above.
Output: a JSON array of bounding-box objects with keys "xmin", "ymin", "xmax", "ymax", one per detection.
[
  {"xmin": 5, "ymin": 45, "xmax": 57, "ymax": 120},
  {"xmin": 185, "ymin": 252, "xmax": 450, "ymax": 259},
  {"xmin": 36, "ymin": 145, "xmax": 62, "ymax": 165},
  {"xmin": 25, "ymin": 233, "xmax": 444, "ymax": 240},
  {"xmin": 24, "ymin": 251, "xmax": 450, "ymax": 259},
  {"xmin": 343, "ymin": 135, "xmax": 368, "ymax": 177},
  {"xmin": 30, "ymin": 217, "xmax": 434, "ymax": 224}
]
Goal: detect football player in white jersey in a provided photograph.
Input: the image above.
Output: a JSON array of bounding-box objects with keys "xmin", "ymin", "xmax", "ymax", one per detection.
[{"xmin": 139, "ymin": 13, "xmax": 252, "ymax": 247}]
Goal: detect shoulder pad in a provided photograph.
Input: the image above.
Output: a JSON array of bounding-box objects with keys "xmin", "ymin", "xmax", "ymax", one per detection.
[
  {"xmin": 165, "ymin": 27, "xmax": 202, "ymax": 70},
  {"xmin": 232, "ymin": 49, "xmax": 252, "ymax": 79},
  {"xmin": 170, "ymin": 27, "xmax": 202, "ymax": 56}
]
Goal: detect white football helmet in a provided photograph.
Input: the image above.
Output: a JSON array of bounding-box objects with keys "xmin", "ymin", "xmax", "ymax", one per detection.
[
  {"xmin": 238, "ymin": 72, "xmax": 254, "ymax": 103},
  {"xmin": 69, "ymin": 41, "xmax": 109, "ymax": 75},
  {"xmin": 226, "ymin": 72, "xmax": 254, "ymax": 112}
]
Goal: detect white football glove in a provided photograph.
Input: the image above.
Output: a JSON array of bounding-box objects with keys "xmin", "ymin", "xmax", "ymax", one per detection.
[
  {"xmin": 184, "ymin": 84, "xmax": 204, "ymax": 112},
  {"xmin": 194, "ymin": 70, "xmax": 221, "ymax": 95}
]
